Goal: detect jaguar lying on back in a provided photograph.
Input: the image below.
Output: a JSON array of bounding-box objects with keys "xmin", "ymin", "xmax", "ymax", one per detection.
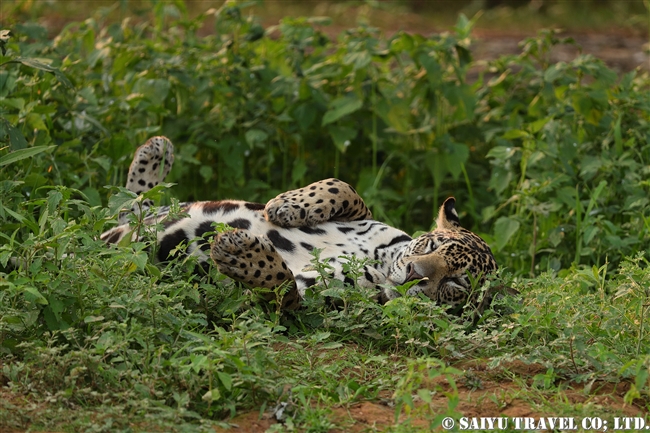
[{"xmin": 101, "ymin": 137, "xmax": 499, "ymax": 313}]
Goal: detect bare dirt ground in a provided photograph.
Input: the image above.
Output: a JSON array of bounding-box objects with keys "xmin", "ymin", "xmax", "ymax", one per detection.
[
  {"xmin": 471, "ymin": 29, "xmax": 649, "ymax": 74},
  {"xmin": 212, "ymin": 360, "xmax": 646, "ymax": 432}
]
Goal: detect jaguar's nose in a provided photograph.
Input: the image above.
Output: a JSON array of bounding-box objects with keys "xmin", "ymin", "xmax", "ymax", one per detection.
[{"xmin": 405, "ymin": 262, "xmax": 424, "ymax": 283}]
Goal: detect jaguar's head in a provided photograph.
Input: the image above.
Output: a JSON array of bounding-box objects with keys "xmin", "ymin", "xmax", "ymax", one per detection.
[{"xmin": 386, "ymin": 198, "xmax": 498, "ymax": 312}]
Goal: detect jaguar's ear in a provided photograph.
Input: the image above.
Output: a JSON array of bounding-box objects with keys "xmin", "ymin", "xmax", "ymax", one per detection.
[{"xmin": 436, "ymin": 197, "xmax": 461, "ymax": 230}]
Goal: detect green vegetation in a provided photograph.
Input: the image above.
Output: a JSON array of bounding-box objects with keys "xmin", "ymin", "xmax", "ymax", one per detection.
[{"xmin": 1, "ymin": 1, "xmax": 649, "ymax": 431}]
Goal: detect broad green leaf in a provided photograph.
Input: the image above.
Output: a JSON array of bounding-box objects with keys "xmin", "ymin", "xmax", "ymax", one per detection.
[
  {"xmin": 0, "ymin": 97, "xmax": 24, "ymax": 110},
  {"xmin": 571, "ymin": 92, "xmax": 602, "ymax": 125},
  {"xmin": 26, "ymin": 112, "xmax": 48, "ymax": 131},
  {"xmin": 442, "ymin": 84, "xmax": 476, "ymax": 121},
  {"xmin": 343, "ymin": 50, "xmax": 371, "ymax": 70},
  {"xmin": 418, "ymin": 52, "xmax": 442, "ymax": 84},
  {"xmin": 245, "ymin": 129, "xmax": 268, "ymax": 147},
  {"xmin": 494, "ymin": 216, "xmax": 520, "ymax": 252},
  {"xmin": 0, "ymin": 145, "xmax": 56, "ymax": 166},
  {"xmin": 6, "ymin": 124, "xmax": 28, "ymax": 150},
  {"xmin": 46, "ymin": 190, "xmax": 63, "ymax": 213},
  {"xmin": 292, "ymin": 102, "xmax": 317, "ymax": 131},
  {"xmin": 202, "ymin": 389, "xmax": 221, "ymax": 402},
  {"xmin": 322, "ymin": 95, "xmax": 363, "ymax": 126},
  {"xmin": 390, "ymin": 33, "xmax": 414, "ymax": 54},
  {"xmin": 23, "ymin": 286, "xmax": 48, "ymax": 305},
  {"xmin": 321, "ymin": 341, "xmax": 343, "ymax": 349},
  {"xmin": 417, "ymin": 389, "xmax": 432, "ymax": 404},
  {"xmin": 445, "ymin": 142, "xmax": 469, "ymax": 180},
  {"xmin": 502, "ymin": 129, "xmax": 530, "ymax": 140},
  {"xmin": 107, "ymin": 188, "xmax": 138, "ymax": 216},
  {"xmin": 81, "ymin": 187, "xmax": 102, "ymax": 207},
  {"xmin": 529, "ymin": 117, "xmax": 551, "ymax": 134},
  {"xmin": 1, "ymin": 57, "xmax": 73, "ymax": 89},
  {"xmin": 133, "ymin": 78, "xmax": 171, "ymax": 106},
  {"xmin": 0, "ymin": 203, "xmax": 38, "ymax": 233},
  {"xmin": 291, "ymin": 158, "xmax": 307, "ymax": 184},
  {"xmin": 131, "ymin": 251, "xmax": 148, "ymax": 271},
  {"xmin": 486, "ymin": 146, "xmax": 518, "ymax": 161},
  {"xmin": 329, "ymin": 125, "xmax": 356, "ymax": 153},
  {"xmin": 384, "ymin": 101, "xmax": 411, "ymax": 134},
  {"xmin": 199, "ymin": 165, "xmax": 213, "ymax": 182},
  {"xmin": 43, "ymin": 296, "xmax": 66, "ymax": 331},
  {"xmin": 217, "ymin": 371, "xmax": 233, "ymax": 390},
  {"xmin": 543, "ymin": 62, "xmax": 567, "ymax": 82}
]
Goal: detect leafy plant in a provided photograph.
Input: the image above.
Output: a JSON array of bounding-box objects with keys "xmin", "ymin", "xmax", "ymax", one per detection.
[{"xmin": 1, "ymin": 2, "xmax": 649, "ymax": 431}]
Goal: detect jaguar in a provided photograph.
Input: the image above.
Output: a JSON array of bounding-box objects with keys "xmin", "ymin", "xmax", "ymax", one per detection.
[{"xmin": 101, "ymin": 136, "xmax": 499, "ymax": 313}]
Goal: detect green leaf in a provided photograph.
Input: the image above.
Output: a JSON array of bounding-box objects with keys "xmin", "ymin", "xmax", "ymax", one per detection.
[
  {"xmin": 131, "ymin": 251, "xmax": 148, "ymax": 271},
  {"xmin": 543, "ymin": 62, "xmax": 567, "ymax": 82},
  {"xmin": 343, "ymin": 50, "xmax": 371, "ymax": 70},
  {"xmin": 26, "ymin": 113, "xmax": 48, "ymax": 131},
  {"xmin": 486, "ymin": 146, "xmax": 518, "ymax": 161},
  {"xmin": 529, "ymin": 117, "xmax": 551, "ymax": 134},
  {"xmin": 199, "ymin": 165, "xmax": 213, "ymax": 182},
  {"xmin": 418, "ymin": 52, "xmax": 442, "ymax": 84},
  {"xmin": 321, "ymin": 341, "xmax": 343, "ymax": 350},
  {"xmin": 43, "ymin": 297, "xmax": 66, "ymax": 331},
  {"xmin": 23, "ymin": 286, "xmax": 48, "ymax": 305},
  {"xmin": 0, "ymin": 98, "xmax": 25, "ymax": 110},
  {"xmin": 442, "ymin": 84, "xmax": 476, "ymax": 121},
  {"xmin": 202, "ymin": 389, "xmax": 221, "ymax": 402},
  {"xmin": 81, "ymin": 187, "xmax": 102, "ymax": 207},
  {"xmin": 425, "ymin": 149, "xmax": 445, "ymax": 190},
  {"xmin": 1, "ymin": 57, "xmax": 73, "ymax": 89},
  {"xmin": 0, "ymin": 145, "xmax": 56, "ymax": 166},
  {"xmin": 613, "ymin": 114, "xmax": 622, "ymax": 153},
  {"xmin": 47, "ymin": 190, "xmax": 63, "ymax": 213},
  {"xmin": 322, "ymin": 95, "xmax": 363, "ymax": 126},
  {"xmin": 502, "ymin": 129, "xmax": 530, "ymax": 140},
  {"xmin": 245, "ymin": 129, "xmax": 268, "ymax": 147},
  {"xmin": 445, "ymin": 143, "xmax": 469, "ymax": 180},
  {"xmin": 133, "ymin": 78, "xmax": 171, "ymax": 106},
  {"xmin": 107, "ymin": 188, "xmax": 138, "ymax": 216},
  {"xmin": 571, "ymin": 92, "xmax": 602, "ymax": 125},
  {"xmin": 494, "ymin": 216, "xmax": 520, "ymax": 252},
  {"xmin": 217, "ymin": 371, "xmax": 233, "ymax": 391},
  {"xmin": 6, "ymin": 124, "xmax": 28, "ymax": 150},
  {"xmin": 292, "ymin": 103, "xmax": 317, "ymax": 131},
  {"xmin": 417, "ymin": 389, "xmax": 432, "ymax": 404},
  {"xmin": 373, "ymin": 97, "xmax": 411, "ymax": 134},
  {"xmin": 291, "ymin": 159, "xmax": 307, "ymax": 184},
  {"xmin": 146, "ymin": 263, "xmax": 162, "ymax": 279},
  {"xmin": 329, "ymin": 125, "xmax": 356, "ymax": 153}
]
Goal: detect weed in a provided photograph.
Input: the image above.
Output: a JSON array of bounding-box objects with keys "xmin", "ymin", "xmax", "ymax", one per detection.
[{"xmin": 0, "ymin": 2, "xmax": 649, "ymax": 431}]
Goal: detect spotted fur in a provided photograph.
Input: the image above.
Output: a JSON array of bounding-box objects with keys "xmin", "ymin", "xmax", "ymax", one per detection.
[
  {"xmin": 120, "ymin": 136, "xmax": 175, "ymax": 225},
  {"xmin": 101, "ymin": 137, "xmax": 499, "ymax": 313}
]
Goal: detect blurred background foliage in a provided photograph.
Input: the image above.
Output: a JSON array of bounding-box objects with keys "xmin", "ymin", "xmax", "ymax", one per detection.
[{"xmin": 1, "ymin": 0, "xmax": 649, "ymax": 276}]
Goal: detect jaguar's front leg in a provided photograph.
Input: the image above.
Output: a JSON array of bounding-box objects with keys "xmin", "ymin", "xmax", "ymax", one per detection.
[
  {"xmin": 210, "ymin": 229, "xmax": 301, "ymax": 310},
  {"xmin": 264, "ymin": 178, "xmax": 372, "ymax": 227}
]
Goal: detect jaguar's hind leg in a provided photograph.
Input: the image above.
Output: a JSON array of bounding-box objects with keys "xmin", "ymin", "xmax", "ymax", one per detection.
[
  {"xmin": 120, "ymin": 136, "xmax": 175, "ymax": 224},
  {"xmin": 264, "ymin": 178, "xmax": 372, "ymax": 227},
  {"xmin": 210, "ymin": 229, "xmax": 301, "ymax": 310}
]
